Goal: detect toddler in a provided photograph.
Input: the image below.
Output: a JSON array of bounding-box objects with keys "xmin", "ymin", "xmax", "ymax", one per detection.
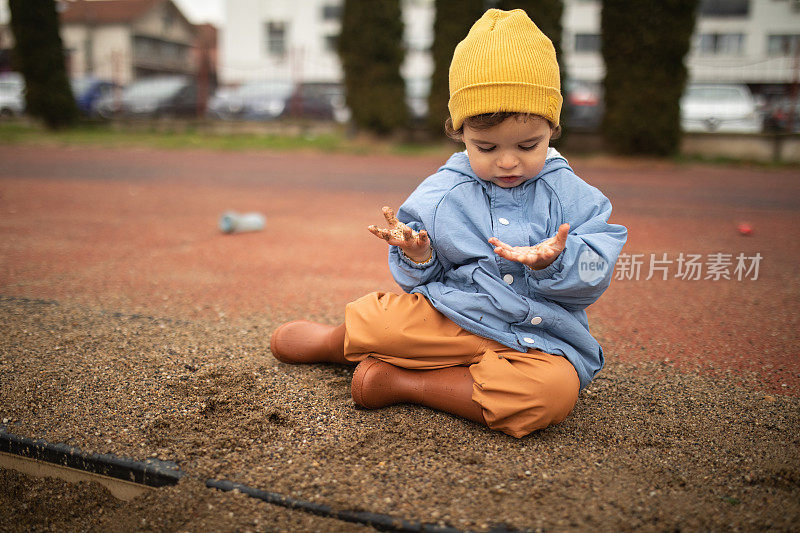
[{"xmin": 270, "ymin": 9, "xmax": 627, "ymax": 438}]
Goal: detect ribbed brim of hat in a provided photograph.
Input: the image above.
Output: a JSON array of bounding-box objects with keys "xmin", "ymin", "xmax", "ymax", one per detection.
[{"xmin": 449, "ymin": 82, "xmax": 562, "ymax": 130}]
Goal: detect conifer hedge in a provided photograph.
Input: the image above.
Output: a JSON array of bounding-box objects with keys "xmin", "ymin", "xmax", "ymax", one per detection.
[
  {"xmin": 337, "ymin": 0, "xmax": 409, "ymax": 135},
  {"xmin": 426, "ymin": 0, "xmax": 484, "ymax": 134},
  {"xmin": 9, "ymin": 0, "xmax": 78, "ymax": 129},
  {"xmin": 601, "ymin": 0, "xmax": 698, "ymax": 155}
]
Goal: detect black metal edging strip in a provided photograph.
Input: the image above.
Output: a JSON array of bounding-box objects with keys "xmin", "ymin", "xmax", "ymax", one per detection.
[
  {"xmin": 206, "ymin": 478, "xmax": 467, "ymax": 533},
  {"xmin": 0, "ymin": 429, "xmax": 521, "ymax": 533},
  {"xmin": 0, "ymin": 428, "xmax": 183, "ymax": 488}
]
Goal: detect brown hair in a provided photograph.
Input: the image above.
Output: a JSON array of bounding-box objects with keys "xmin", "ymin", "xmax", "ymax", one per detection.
[{"xmin": 444, "ymin": 112, "xmax": 561, "ymax": 141}]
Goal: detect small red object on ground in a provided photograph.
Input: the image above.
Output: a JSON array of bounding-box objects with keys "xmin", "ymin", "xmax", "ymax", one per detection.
[{"xmin": 737, "ymin": 222, "xmax": 753, "ymax": 235}]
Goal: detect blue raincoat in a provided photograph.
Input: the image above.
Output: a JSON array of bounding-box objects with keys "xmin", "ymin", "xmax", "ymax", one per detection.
[{"xmin": 388, "ymin": 149, "xmax": 627, "ymax": 389}]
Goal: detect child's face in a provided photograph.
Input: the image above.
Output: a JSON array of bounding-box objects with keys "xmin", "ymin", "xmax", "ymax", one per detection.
[{"xmin": 462, "ymin": 115, "xmax": 554, "ymax": 188}]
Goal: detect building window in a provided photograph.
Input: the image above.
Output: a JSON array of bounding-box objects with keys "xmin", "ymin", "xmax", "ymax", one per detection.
[
  {"xmin": 697, "ymin": 33, "xmax": 744, "ymax": 55},
  {"xmin": 322, "ymin": 4, "xmax": 341, "ymax": 21},
  {"xmin": 265, "ymin": 21, "xmax": 287, "ymax": 56},
  {"xmin": 164, "ymin": 42, "xmax": 184, "ymax": 61},
  {"xmin": 324, "ymin": 34, "xmax": 338, "ymax": 53},
  {"xmin": 699, "ymin": 0, "xmax": 749, "ymax": 17},
  {"xmin": 133, "ymin": 36, "xmax": 188, "ymax": 66},
  {"xmin": 574, "ymin": 33, "xmax": 600, "ymax": 53},
  {"xmin": 767, "ymin": 34, "xmax": 800, "ymax": 56}
]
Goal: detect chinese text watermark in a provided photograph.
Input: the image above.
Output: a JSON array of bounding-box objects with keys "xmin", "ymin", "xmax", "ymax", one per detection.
[{"xmin": 615, "ymin": 252, "xmax": 762, "ymax": 281}]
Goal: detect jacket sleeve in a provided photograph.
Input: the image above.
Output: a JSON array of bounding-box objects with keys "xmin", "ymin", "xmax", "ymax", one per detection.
[
  {"xmin": 525, "ymin": 177, "xmax": 627, "ymax": 311},
  {"xmin": 386, "ymin": 180, "xmax": 449, "ymax": 293},
  {"xmin": 388, "ymin": 236, "xmax": 445, "ymax": 292}
]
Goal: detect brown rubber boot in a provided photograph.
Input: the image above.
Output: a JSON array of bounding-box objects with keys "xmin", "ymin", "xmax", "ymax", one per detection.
[
  {"xmin": 270, "ymin": 321, "xmax": 351, "ymax": 365},
  {"xmin": 351, "ymin": 357, "xmax": 486, "ymax": 425}
]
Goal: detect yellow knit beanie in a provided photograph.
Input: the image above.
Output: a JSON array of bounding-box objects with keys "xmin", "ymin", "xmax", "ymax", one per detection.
[{"xmin": 448, "ymin": 9, "xmax": 562, "ymax": 130}]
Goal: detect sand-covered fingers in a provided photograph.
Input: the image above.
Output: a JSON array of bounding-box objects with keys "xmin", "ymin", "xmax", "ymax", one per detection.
[
  {"xmin": 370, "ymin": 206, "xmax": 416, "ymax": 245},
  {"xmin": 368, "ymin": 224, "xmax": 392, "ymax": 241},
  {"xmin": 369, "ymin": 205, "xmax": 432, "ymax": 262},
  {"xmin": 381, "ymin": 206, "xmax": 400, "ymax": 227},
  {"xmin": 368, "ymin": 224, "xmax": 406, "ymax": 244}
]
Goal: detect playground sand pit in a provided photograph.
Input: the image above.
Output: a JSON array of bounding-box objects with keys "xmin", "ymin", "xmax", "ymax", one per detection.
[
  {"xmin": 1, "ymin": 145, "xmax": 799, "ymax": 530},
  {"xmin": 2, "ymin": 297, "xmax": 798, "ymax": 531},
  {"xmin": 0, "ymin": 468, "xmax": 372, "ymax": 532}
]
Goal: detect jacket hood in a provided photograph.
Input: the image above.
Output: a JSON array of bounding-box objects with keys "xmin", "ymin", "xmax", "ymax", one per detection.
[{"xmin": 438, "ymin": 148, "xmax": 570, "ymax": 189}]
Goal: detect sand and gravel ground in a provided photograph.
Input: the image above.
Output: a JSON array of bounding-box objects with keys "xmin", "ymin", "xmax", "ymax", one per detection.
[{"xmin": 1, "ymin": 145, "xmax": 798, "ymax": 531}]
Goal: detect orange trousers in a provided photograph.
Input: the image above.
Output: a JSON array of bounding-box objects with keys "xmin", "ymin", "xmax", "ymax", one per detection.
[{"xmin": 344, "ymin": 292, "xmax": 580, "ymax": 438}]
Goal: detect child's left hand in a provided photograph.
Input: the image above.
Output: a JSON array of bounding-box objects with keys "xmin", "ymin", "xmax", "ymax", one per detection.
[{"xmin": 489, "ymin": 223, "xmax": 570, "ymax": 271}]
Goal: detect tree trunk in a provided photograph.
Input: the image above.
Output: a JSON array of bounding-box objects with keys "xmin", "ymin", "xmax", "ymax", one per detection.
[
  {"xmin": 601, "ymin": 0, "xmax": 698, "ymax": 155},
  {"xmin": 9, "ymin": 0, "xmax": 79, "ymax": 129},
  {"xmin": 338, "ymin": 0, "xmax": 409, "ymax": 135}
]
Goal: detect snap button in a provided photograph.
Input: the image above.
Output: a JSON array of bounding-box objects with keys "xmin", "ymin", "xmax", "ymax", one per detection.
[
  {"xmin": 523, "ymin": 337, "xmax": 535, "ymax": 344},
  {"xmin": 498, "ymin": 217, "xmax": 510, "ymax": 225},
  {"xmin": 503, "ymin": 274, "xmax": 514, "ymax": 284},
  {"xmin": 530, "ymin": 316, "xmax": 542, "ymax": 325}
]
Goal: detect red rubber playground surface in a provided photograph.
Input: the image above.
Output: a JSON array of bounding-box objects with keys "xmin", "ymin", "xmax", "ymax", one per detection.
[{"xmin": 1, "ymin": 144, "xmax": 798, "ymax": 394}]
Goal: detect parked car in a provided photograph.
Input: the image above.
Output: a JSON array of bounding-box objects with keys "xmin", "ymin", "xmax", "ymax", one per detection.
[
  {"xmin": 205, "ymin": 85, "xmax": 238, "ymax": 118},
  {"xmin": 207, "ymin": 80, "xmax": 293, "ymax": 120},
  {"xmin": 281, "ymin": 82, "xmax": 349, "ymax": 123},
  {"xmin": 762, "ymin": 95, "xmax": 800, "ymax": 133},
  {"xmin": 564, "ymin": 79, "xmax": 603, "ymax": 131},
  {"xmin": 680, "ymin": 84, "xmax": 761, "ymax": 133},
  {"xmin": 96, "ymin": 75, "xmax": 200, "ymax": 118},
  {"xmin": 71, "ymin": 77, "xmax": 119, "ymax": 117},
  {"xmin": 0, "ymin": 72, "xmax": 25, "ymax": 117}
]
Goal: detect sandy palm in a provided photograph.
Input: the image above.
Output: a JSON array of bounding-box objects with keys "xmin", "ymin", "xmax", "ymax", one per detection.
[
  {"xmin": 368, "ymin": 206, "xmax": 431, "ymax": 262},
  {"xmin": 489, "ymin": 223, "xmax": 570, "ymax": 270}
]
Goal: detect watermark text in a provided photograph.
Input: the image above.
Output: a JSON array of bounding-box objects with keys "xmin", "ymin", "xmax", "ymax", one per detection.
[{"xmin": 615, "ymin": 252, "xmax": 762, "ymax": 281}]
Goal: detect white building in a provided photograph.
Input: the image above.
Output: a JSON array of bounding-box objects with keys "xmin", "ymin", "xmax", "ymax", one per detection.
[
  {"xmin": 220, "ymin": 0, "xmax": 433, "ymax": 99},
  {"xmin": 689, "ymin": 0, "xmax": 800, "ymax": 90},
  {"xmin": 221, "ymin": 0, "xmax": 341, "ymax": 84},
  {"xmin": 221, "ymin": 0, "xmax": 800, "ymax": 102},
  {"xmin": 563, "ymin": 0, "xmax": 800, "ymax": 94}
]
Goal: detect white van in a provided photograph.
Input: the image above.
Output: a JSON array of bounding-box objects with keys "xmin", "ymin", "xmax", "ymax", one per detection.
[{"xmin": 680, "ymin": 84, "xmax": 761, "ymax": 133}]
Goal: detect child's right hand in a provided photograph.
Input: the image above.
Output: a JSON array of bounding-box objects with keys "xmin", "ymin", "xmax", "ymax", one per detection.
[{"xmin": 368, "ymin": 206, "xmax": 432, "ymax": 263}]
